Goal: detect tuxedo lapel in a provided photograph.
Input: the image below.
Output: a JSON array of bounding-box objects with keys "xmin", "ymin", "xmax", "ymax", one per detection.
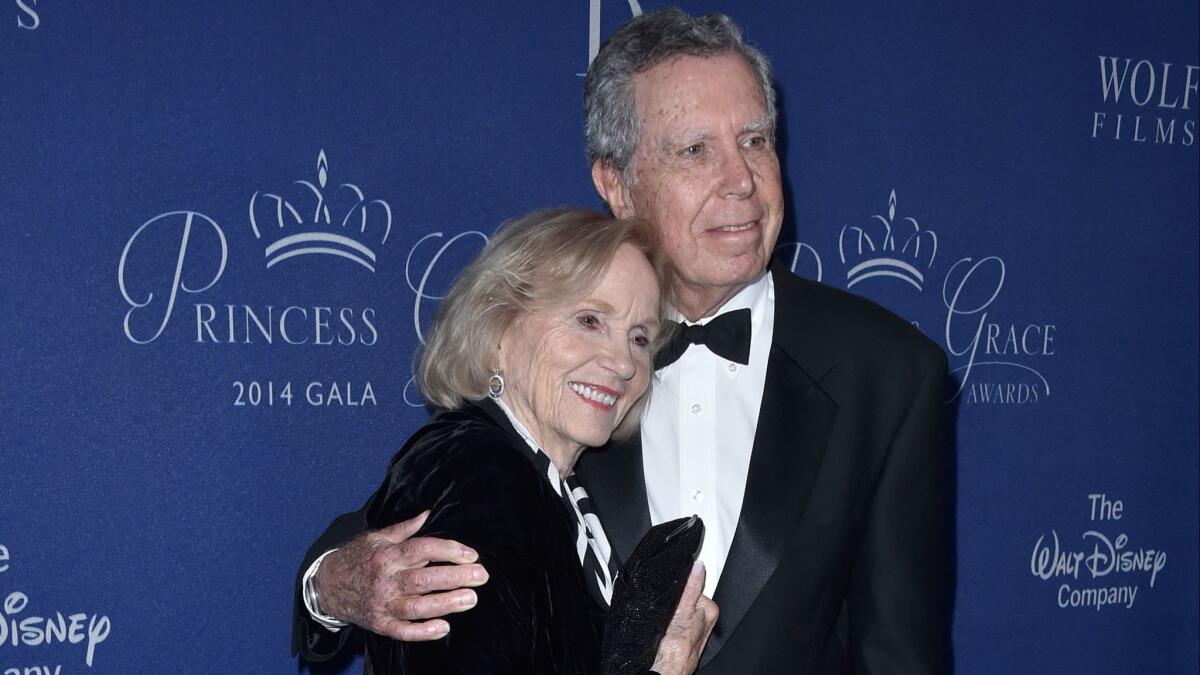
[
  {"xmin": 574, "ymin": 434, "xmax": 651, "ymax": 566},
  {"xmin": 701, "ymin": 264, "xmax": 840, "ymax": 666}
]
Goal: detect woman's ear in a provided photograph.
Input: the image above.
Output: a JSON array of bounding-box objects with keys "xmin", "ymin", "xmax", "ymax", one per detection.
[
  {"xmin": 591, "ymin": 160, "xmax": 636, "ymax": 218},
  {"xmin": 491, "ymin": 334, "xmax": 507, "ymax": 374}
]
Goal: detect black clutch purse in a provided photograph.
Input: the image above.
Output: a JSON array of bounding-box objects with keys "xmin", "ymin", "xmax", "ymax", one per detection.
[{"xmin": 600, "ymin": 515, "xmax": 705, "ymax": 675}]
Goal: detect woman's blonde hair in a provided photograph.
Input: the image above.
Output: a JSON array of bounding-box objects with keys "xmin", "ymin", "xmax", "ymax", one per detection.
[{"xmin": 417, "ymin": 207, "xmax": 671, "ymax": 440}]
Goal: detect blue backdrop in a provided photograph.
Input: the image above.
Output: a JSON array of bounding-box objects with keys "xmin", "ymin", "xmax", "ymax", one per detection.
[{"xmin": 2, "ymin": 1, "xmax": 1197, "ymax": 673}]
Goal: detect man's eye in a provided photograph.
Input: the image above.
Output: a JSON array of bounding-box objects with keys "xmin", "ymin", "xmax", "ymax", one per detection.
[
  {"xmin": 681, "ymin": 143, "xmax": 704, "ymax": 157},
  {"xmin": 745, "ymin": 135, "xmax": 767, "ymax": 149}
]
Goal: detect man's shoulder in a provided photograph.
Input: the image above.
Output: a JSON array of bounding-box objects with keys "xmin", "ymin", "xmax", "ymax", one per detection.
[{"xmin": 771, "ymin": 265, "xmax": 945, "ymax": 370}]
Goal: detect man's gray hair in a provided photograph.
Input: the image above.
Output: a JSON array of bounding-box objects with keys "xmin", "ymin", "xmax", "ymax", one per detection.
[{"xmin": 583, "ymin": 8, "xmax": 777, "ymax": 176}]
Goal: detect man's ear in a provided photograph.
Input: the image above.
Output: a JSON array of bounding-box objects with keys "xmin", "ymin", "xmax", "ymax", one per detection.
[{"xmin": 591, "ymin": 160, "xmax": 636, "ymax": 218}]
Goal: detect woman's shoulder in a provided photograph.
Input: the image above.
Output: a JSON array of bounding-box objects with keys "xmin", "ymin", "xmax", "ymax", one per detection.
[
  {"xmin": 399, "ymin": 405, "xmax": 536, "ymax": 480},
  {"xmin": 367, "ymin": 404, "xmax": 556, "ymax": 529}
]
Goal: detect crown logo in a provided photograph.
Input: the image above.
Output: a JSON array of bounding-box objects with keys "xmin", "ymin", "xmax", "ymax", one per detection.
[
  {"xmin": 838, "ymin": 190, "xmax": 937, "ymax": 291},
  {"xmin": 248, "ymin": 150, "xmax": 392, "ymax": 272}
]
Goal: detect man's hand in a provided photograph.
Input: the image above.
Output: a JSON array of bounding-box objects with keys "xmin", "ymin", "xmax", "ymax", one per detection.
[
  {"xmin": 314, "ymin": 511, "xmax": 489, "ymax": 640},
  {"xmin": 651, "ymin": 561, "xmax": 719, "ymax": 675}
]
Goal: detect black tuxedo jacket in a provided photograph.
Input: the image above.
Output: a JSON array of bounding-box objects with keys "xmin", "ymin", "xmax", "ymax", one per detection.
[
  {"xmin": 577, "ymin": 263, "xmax": 949, "ymax": 673},
  {"xmin": 294, "ymin": 264, "xmax": 948, "ymax": 673}
]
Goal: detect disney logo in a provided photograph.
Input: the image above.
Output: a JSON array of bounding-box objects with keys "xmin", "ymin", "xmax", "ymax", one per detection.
[
  {"xmin": 0, "ymin": 590, "xmax": 111, "ymax": 667},
  {"xmin": 1030, "ymin": 529, "xmax": 1166, "ymax": 588}
]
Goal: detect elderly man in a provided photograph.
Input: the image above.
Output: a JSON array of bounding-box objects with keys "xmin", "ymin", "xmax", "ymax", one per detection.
[{"xmin": 295, "ymin": 8, "xmax": 947, "ymax": 673}]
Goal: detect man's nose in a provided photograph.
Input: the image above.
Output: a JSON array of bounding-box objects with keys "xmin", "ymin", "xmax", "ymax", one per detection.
[{"xmin": 719, "ymin": 147, "xmax": 756, "ymax": 199}]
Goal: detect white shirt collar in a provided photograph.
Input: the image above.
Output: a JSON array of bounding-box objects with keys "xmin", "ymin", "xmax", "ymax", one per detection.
[
  {"xmin": 679, "ymin": 269, "xmax": 770, "ymax": 325},
  {"xmin": 671, "ymin": 270, "xmax": 772, "ymax": 368},
  {"xmin": 492, "ymin": 396, "xmax": 564, "ymax": 494}
]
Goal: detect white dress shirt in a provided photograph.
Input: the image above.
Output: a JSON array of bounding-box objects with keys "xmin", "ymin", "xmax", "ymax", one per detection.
[{"xmin": 642, "ymin": 271, "xmax": 775, "ymax": 597}]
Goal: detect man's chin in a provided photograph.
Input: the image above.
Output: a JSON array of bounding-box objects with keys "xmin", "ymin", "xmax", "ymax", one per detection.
[{"xmin": 711, "ymin": 253, "xmax": 770, "ymax": 284}]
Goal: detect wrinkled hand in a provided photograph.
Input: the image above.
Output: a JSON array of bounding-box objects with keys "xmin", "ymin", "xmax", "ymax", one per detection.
[
  {"xmin": 651, "ymin": 561, "xmax": 719, "ymax": 675},
  {"xmin": 314, "ymin": 510, "xmax": 489, "ymax": 640}
]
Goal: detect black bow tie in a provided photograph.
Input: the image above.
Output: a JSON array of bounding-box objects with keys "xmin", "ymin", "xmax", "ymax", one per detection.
[{"xmin": 654, "ymin": 308, "xmax": 751, "ymax": 369}]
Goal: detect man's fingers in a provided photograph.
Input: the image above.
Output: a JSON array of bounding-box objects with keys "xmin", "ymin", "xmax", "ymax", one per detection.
[
  {"xmin": 375, "ymin": 617, "xmax": 451, "ymax": 642},
  {"xmin": 372, "ymin": 510, "xmax": 431, "ymax": 544},
  {"xmin": 398, "ymin": 563, "xmax": 489, "ymax": 595},
  {"xmin": 373, "ymin": 513, "xmax": 482, "ymax": 567},
  {"xmin": 388, "ymin": 588, "xmax": 480, "ymax": 621},
  {"xmin": 394, "ymin": 535, "xmax": 479, "ymax": 567}
]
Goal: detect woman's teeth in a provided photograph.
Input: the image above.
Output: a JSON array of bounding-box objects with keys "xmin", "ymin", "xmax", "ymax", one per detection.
[{"xmin": 569, "ymin": 383, "xmax": 616, "ymax": 407}]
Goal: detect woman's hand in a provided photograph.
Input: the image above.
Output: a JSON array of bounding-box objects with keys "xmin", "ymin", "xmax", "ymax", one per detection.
[{"xmin": 650, "ymin": 561, "xmax": 719, "ymax": 675}]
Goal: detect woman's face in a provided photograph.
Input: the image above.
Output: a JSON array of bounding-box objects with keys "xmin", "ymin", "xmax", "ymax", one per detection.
[{"xmin": 498, "ymin": 243, "xmax": 660, "ymax": 468}]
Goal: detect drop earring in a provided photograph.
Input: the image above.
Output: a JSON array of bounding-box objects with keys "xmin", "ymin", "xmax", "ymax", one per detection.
[{"xmin": 487, "ymin": 367, "xmax": 505, "ymax": 399}]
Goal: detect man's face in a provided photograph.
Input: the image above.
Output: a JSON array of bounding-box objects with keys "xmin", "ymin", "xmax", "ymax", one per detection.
[{"xmin": 597, "ymin": 53, "xmax": 784, "ymax": 315}]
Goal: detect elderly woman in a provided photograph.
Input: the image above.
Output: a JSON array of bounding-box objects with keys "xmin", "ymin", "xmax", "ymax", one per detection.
[{"xmin": 361, "ymin": 208, "xmax": 716, "ymax": 674}]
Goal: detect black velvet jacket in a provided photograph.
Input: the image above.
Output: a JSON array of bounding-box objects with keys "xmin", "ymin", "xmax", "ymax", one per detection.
[{"xmin": 361, "ymin": 400, "xmax": 607, "ymax": 674}]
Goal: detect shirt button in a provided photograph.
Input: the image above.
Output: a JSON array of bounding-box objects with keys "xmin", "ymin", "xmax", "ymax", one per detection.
[
  {"xmin": 727, "ymin": 363, "xmax": 737, "ymax": 373},
  {"xmin": 691, "ymin": 489, "xmax": 705, "ymax": 503},
  {"xmin": 690, "ymin": 403, "xmax": 702, "ymax": 414}
]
